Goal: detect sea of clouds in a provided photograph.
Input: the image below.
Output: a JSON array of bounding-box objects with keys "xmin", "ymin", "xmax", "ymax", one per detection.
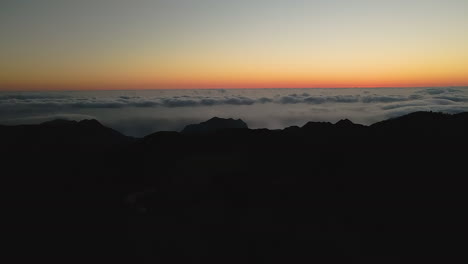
[{"xmin": 1, "ymin": 87, "xmax": 468, "ymax": 137}]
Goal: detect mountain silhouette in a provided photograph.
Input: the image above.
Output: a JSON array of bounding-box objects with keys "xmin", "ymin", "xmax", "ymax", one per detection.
[
  {"xmin": 2, "ymin": 111, "xmax": 467, "ymax": 263},
  {"xmin": 302, "ymin": 120, "xmax": 333, "ymax": 130},
  {"xmin": 335, "ymin": 118, "xmax": 363, "ymax": 128},
  {"xmin": 0, "ymin": 119, "xmax": 133, "ymax": 148},
  {"xmin": 181, "ymin": 117, "xmax": 248, "ymax": 134}
]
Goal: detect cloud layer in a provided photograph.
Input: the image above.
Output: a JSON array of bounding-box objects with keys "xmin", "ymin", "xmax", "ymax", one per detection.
[
  {"xmin": 1, "ymin": 87, "xmax": 467, "ymax": 137},
  {"xmin": 4, "ymin": 90, "xmax": 464, "ymax": 110}
]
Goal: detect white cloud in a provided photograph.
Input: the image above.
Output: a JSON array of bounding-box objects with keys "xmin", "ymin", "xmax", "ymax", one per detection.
[{"xmin": 1, "ymin": 87, "xmax": 467, "ymax": 137}]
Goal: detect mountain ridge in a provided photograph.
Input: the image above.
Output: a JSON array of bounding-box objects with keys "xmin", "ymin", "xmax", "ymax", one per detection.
[
  {"xmin": 181, "ymin": 117, "xmax": 249, "ymax": 134},
  {"xmin": 2, "ymin": 110, "xmax": 468, "ymax": 262},
  {"xmin": 2, "ymin": 111, "xmax": 468, "ymax": 141}
]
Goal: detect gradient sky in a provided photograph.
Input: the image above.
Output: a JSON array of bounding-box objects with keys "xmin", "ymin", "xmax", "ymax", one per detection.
[{"xmin": 1, "ymin": 0, "xmax": 468, "ymax": 90}]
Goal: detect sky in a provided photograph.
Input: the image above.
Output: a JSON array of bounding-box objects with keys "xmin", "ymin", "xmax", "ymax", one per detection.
[{"xmin": 1, "ymin": 0, "xmax": 468, "ymax": 90}]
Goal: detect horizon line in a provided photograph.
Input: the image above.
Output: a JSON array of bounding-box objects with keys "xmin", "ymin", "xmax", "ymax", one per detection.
[{"xmin": 1, "ymin": 85, "xmax": 468, "ymax": 93}]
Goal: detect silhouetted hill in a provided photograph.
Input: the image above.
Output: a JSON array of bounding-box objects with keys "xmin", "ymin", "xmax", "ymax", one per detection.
[
  {"xmin": 371, "ymin": 111, "xmax": 468, "ymax": 138},
  {"xmin": 2, "ymin": 111, "xmax": 468, "ymax": 263},
  {"xmin": 302, "ymin": 120, "xmax": 333, "ymax": 130},
  {"xmin": 335, "ymin": 118, "xmax": 364, "ymax": 128},
  {"xmin": 372, "ymin": 111, "xmax": 452, "ymax": 129},
  {"xmin": 181, "ymin": 117, "xmax": 248, "ymax": 134},
  {"xmin": 0, "ymin": 119, "xmax": 133, "ymax": 148}
]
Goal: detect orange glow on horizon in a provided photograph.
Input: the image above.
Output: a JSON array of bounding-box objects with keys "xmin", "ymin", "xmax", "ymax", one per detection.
[
  {"xmin": 2, "ymin": 52, "xmax": 467, "ymax": 91},
  {"xmin": 2, "ymin": 78, "xmax": 468, "ymax": 91},
  {"xmin": 2, "ymin": 1, "xmax": 468, "ymax": 91}
]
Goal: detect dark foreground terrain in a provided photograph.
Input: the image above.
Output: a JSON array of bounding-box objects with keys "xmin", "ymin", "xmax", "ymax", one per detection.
[{"xmin": 1, "ymin": 111, "xmax": 467, "ymax": 263}]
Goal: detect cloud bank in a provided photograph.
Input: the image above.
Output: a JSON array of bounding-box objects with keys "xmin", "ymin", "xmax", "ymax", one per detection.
[
  {"xmin": 1, "ymin": 91, "xmax": 451, "ymax": 110},
  {"xmin": 1, "ymin": 87, "xmax": 467, "ymax": 137}
]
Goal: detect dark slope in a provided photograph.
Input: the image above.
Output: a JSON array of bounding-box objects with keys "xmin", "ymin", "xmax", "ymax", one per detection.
[
  {"xmin": 0, "ymin": 119, "xmax": 133, "ymax": 148},
  {"xmin": 181, "ymin": 117, "xmax": 248, "ymax": 134},
  {"xmin": 371, "ymin": 111, "xmax": 468, "ymax": 136},
  {"xmin": 2, "ymin": 111, "xmax": 468, "ymax": 263},
  {"xmin": 0, "ymin": 119, "xmax": 134, "ymax": 263}
]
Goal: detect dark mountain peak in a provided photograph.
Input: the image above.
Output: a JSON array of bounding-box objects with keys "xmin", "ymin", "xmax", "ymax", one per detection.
[
  {"xmin": 371, "ymin": 111, "xmax": 453, "ymax": 129},
  {"xmin": 335, "ymin": 119, "xmax": 354, "ymax": 126},
  {"xmin": 335, "ymin": 119, "xmax": 365, "ymax": 129},
  {"xmin": 206, "ymin": 117, "xmax": 244, "ymax": 124},
  {"xmin": 182, "ymin": 117, "xmax": 248, "ymax": 134},
  {"xmin": 208, "ymin": 116, "xmax": 230, "ymax": 121},
  {"xmin": 78, "ymin": 119, "xmax": 104, "ymax": 128},
  {"xmin": 302, "ymin": 121, "xmax": 333, "ymax": 130},
  {"xmin": 284, "ymin": 125, "xmax": 301, "ymax": 131},
  {"xmin": 1, "ymin": 118, "xmax": 131, "ymax": 147},
  {"xmin": 41, "ymin": 119, "xmax": 104, "ymax": 128},
  {"xmin": 41, "ymin": 119, "xmax": 106, "ymax": 130},
  {"xmin": 41, "ymin": 119, "xmax": 78, "ymax": 127},
  {"xmin": 396, "ymin": 111, "xmax": 449, "ymax": 120}
]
